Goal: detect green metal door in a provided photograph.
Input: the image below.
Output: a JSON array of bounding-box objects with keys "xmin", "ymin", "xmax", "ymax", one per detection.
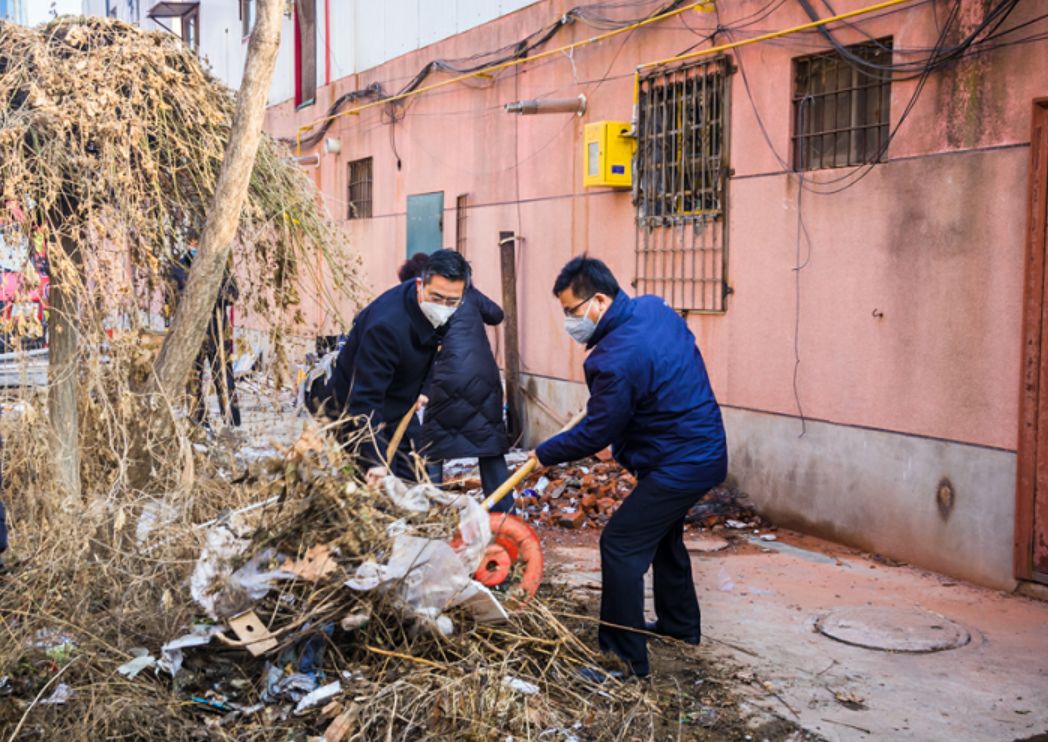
[{"xmin": 406, "ymin": 192, "xmax": 444, "ymax": 258}]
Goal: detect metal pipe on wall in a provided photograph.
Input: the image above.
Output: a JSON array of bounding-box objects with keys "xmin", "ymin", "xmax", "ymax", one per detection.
[{"xmin": 505, "ymin": 94, "xmax": 587, "ymax": 116}]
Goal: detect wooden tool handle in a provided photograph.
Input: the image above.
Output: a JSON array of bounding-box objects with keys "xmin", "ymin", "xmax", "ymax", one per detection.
[
  {"xmin": 385, "ymin": 398, "xmax": 422, "ymax": 465},
  {"xmin": 481, "ymin": 408, "xmax": 586, "ymax": 512}
]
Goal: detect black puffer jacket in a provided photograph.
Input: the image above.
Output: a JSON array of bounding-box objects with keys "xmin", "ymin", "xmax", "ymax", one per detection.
[{"xmin": 420, "ymin": 287, "xmax": 509, "ymax": 460}]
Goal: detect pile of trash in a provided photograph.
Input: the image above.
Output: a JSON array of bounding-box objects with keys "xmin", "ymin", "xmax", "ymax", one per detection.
[
  {"xmin": 0, "ymin": 428, "xmax": 654, "ymax": 740},
  {"xmin": 515, "ymin": 458, "xmax": 636, "ymax": 529},
  {"xmin": 446, "ymin": 456, "xmax": 768, "ymax": 533}
]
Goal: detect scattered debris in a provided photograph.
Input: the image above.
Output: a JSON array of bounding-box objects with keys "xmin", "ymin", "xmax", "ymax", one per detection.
[
  {"xmin": 228, "ymin": 609, "xmax": 279, "ymax": 656},
  {"xmin": 449, "ymin": 458, "xmax": 769, "ymax": 536},
  {"xmin": 686, "ymin": 485, "xmax": 763, "ymax": 529},
  {"xmin": 116, "ymin": 651, "xmax": 157, "ymax": 679},
  {"xmin": 871, "ymin": 553, "xmax": 906, "ymax": 567},
  {"xmin": 159, "ymin": 625, "xmax": 223, "ymax": 677},
  {"xmin": 0, "ymin": 428, "xmax": 667, "ymax": 738},
  {"xmin": 502, "ymin": 675, "xmax": 541, "ymax": 695},
  {"xmin": 833, "ymin": 689, "xmax": 868, "ymax": 710},
  {"xmin": 294, "ymin": 681, "xmax": 342, "ymax": 715},
  {"xmin": 684, "ymin": 534, "xmax": 731, "ymax": 553},
  {"xmin": 40, "ymin": 683, "xmax": 75, "ymax": 706}
]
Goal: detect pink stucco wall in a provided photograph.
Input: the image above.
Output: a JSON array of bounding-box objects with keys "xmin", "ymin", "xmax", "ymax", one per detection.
[{"xmin": 264, "ymin": 0, "xmax": 1046, "ymax": 452}]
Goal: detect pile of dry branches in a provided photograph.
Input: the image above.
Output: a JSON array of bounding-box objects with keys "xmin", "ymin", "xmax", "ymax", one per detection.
[
  {"xmin": 0, "ymin": 422, "xmax": 659, "ymax": 740},
  {"xmin": 0, "ymin": 15, "xmax": 358, "ymax": 322},
  {"xmin": 0, "ymin": 14, "xmax": 360, "ymax": 496}
]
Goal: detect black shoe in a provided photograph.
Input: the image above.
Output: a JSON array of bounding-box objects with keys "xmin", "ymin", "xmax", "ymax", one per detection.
[{"xmin": 645, "ymin": 620, "xmax": 700, "ymax": 646}]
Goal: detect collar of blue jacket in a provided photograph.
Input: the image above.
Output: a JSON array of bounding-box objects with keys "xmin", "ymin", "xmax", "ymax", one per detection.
[{"xmin": 586, "ymin": 289, "xmax": 633, "ymax": 350}]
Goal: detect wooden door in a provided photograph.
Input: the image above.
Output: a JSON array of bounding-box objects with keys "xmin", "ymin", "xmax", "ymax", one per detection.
[{"xmin": 1016, "ymin": 99, "xmax": 1048, "ymax": 583}]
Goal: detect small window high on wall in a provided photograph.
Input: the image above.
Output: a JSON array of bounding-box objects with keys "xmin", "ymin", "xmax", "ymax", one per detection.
[
  {"xmin": 346, "ymin": 158, "xmax": 373, "ymax": 220},
  {"xmin": 294, "ymin": 0, "xmax": 317, "ymax": 108},
  {"xmin": 792, "ymin": 39, "xmax": 892, "ymax": 170}
]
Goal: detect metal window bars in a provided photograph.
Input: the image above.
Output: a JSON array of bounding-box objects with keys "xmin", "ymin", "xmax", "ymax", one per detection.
[
  {"xmin": 792, "ymin": 39, "xmax": 892, "ymax": 171},
  {"xmin": 346, "ymin": 157, "xmax": 373, "ymax": 220},
  {"xmin": 634, "ymin": 56, "xmax": 731, "ymax": 314}
]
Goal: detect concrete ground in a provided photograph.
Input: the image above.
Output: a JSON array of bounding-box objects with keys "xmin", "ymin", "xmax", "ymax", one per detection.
[{"xmin": 546, "ymin": 528, "xmax": 1048, "ymax": 742}]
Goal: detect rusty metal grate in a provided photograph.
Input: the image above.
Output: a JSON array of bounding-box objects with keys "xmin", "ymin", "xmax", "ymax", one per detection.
[
  {"xmin": 346, "ymin": 157, "xmax": 372, "ymax": 220},
  {"xmin": 792, "ymin": 39, "xmax": 892, "ymax": 170},
  {"xmin": 634, "ymin": 56, "xmax": 731, "ymax": 313}
]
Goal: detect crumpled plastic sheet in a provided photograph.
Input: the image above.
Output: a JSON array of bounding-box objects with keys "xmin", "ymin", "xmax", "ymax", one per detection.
[
  {"xmin": 261, "ymin": 663, "xmax": 318, "ymax": 704},
  {"xmin": 135, "ymin": 499, "xmax": 180, "ymax": 544},
  {"xmin": 189, "ymin": 517, "xmax": 294, "ymax": 620},
  {"xmin": 293, "ymin": 680, "xmax": 341, "ymax": 715},
  {"xmin": 346, "ymin": 478, "xmax": 504, "ymax": 633},
  {"xmin": 296, "ymin": 350, "xmax": 338, "ymax": 409},
  {"xmin": 116, "ymin": 651, "xmax": 156, "ymax": 679},
  {"xmin": 40, "ymin": 683, "xmax": 74, "ymax": 705},
  {"xmin": 502, "ymin": 675, "xmax": 540, "ymax": 695},
  {"xmin": 159, "ymin": 625, "xmax": 224, "ymax": 677},
  {"xmin": 381, "ymin": 477, "xmax": 491, "ymax": 572}
]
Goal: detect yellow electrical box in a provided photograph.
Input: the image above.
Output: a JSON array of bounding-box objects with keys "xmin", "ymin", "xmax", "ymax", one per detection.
[{"xmin": 583, "ymin": 121, "xmax": 634, "ymax": 189}]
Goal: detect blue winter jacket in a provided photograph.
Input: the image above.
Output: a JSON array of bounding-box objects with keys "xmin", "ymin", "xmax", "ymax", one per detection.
[{"xmin": 536, "ymin": 291, "xmax": 727, "ymax": 490}]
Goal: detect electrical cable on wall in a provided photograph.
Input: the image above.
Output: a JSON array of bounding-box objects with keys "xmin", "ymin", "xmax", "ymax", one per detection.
[
  {"xmin": 792, "ymin": 95, "xmax": 815, "ymax": 438},
  {"xmin": 283, "ymin": 0, "xmax": 696, "ymax": 149},
  {"xmin": 795, "ymin": 0, "xmax": 1020, "ymax": 80},
  {"xmin": 714, "ymin": 0, "xmax": 1030, "ymax": 197}
]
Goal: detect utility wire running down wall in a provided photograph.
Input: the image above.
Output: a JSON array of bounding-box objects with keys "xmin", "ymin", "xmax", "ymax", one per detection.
[{"xmin": 288, "ymin": 0, "xmax": 709, "ymax": 149}]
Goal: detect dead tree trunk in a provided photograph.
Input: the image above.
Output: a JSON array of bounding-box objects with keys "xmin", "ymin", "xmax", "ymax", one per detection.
[
  {"xmin": 150, "ymin": 0, "xmax": 283, "ymax": 401},
  {"xmin": 48, "ymin": 230, "xmax": 81, "ymax": 503}
]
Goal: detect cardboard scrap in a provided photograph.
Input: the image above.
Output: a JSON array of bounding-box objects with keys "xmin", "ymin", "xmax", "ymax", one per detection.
[{"xmin": 229, "ymin": 609, "xmax": 278, "ymax": 656}]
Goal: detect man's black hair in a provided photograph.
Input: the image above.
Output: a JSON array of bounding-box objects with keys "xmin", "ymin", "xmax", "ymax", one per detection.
[
  {"xmin": 552, "ymin": 256, "xmax": 620, "ymax": 299},
  {"xmin": 422, "ymin": 249, "xmax": 470, "ymax": 286}
]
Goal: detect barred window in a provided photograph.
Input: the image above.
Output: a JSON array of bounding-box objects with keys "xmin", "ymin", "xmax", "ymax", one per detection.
[
  {"xmin": 792, "ymin": 39, "xmax": 892, "ymax": 170},
  {"xmin": 635, "ymin": 57, "xmax": 730, "ymax": 313},
  {"xmin": 346, "ymin": 157, "xmax": 373, "ymax": 220}
]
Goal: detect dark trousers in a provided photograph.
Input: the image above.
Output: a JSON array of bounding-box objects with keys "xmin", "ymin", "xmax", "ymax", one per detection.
[
  {"xmin": 428, "ymin": 455, "xmax": 513, "ymax": 513},
  {"xmin": 192, "ymin": 340, "xmax": 241, "ymax": 428},
  {"xmin": 599, "ymin": 473, "xmax": 722, "ymax": 676}
]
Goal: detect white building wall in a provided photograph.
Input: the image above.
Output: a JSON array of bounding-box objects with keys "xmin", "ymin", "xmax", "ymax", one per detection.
[
  {"xmin": 0, "ymin": 0, "xmax": 28, "ymax": 25},
  {"xmin": 81, "ymin": 0, "xmax": 536, "ymax": 105}
]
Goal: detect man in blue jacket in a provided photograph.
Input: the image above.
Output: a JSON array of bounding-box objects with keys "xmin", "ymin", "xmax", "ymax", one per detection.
[
  {"xmin": 534, "ymin": 256, "xmax": 727, "ymax": 678},
  {"xmin": 309, "ymin": 249, "xmax": 470, "ymax": 482}
]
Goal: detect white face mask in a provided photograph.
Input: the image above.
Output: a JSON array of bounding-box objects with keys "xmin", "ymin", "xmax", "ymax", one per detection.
[
  {"xmin": 420, "ymin": 300, "xmax": 456, "ymax": 328},
  {"xmin": 564, "ymin": 297, "xmax": 598, "ymax": 345}
]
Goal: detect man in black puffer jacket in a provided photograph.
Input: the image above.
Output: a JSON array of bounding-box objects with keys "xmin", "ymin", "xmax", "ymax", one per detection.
[
  {"xmin": 399, "ymin": 255, "xmax": 512, "ymax": 512},
  {"xmin": 309, "ymin": 250, "xmax": 469, "ymax": 482}
]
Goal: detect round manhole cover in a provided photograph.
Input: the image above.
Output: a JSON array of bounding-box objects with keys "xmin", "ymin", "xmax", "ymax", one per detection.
[{"xmin": 816, "ymin": 606, "xmax": 970, "ymax": 653}]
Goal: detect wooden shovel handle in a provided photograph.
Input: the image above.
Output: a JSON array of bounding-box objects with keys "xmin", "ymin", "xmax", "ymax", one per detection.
[
  {"xmin": 481, "ymin": 408, "xmax": 586, "ymax": 512},
  {"xmin": 385, "ymin": 398, "xmax": 422, "ymax": 465}
]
